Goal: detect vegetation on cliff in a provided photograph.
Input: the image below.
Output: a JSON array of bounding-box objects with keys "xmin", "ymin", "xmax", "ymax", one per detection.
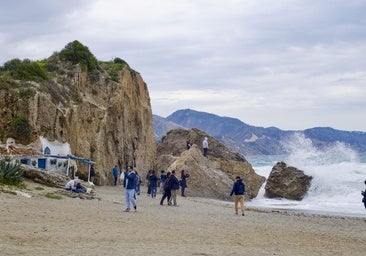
[
  {"xmin": 0, "ymin": 40, "xmax": 137, "ymax": 144},
  {"xmin": 0, "ymin": 40, "xmax": 156, "ymax": 185}
]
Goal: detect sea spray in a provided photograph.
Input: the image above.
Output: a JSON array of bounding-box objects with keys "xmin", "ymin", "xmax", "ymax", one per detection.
[{"xmin": 247, "ymin": 132, "xmax": 366, "ymax": 217}]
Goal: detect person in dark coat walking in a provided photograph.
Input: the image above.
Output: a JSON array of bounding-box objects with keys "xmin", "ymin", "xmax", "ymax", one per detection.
[
  {"xmin": 149, "ymin": 170, "xmax": 159, "ymax": 198},
  {"xmin": 180, "ymin": 170, "xmax": 190, "ymax": 197},
  {"xmin": 230, "ymin": 176, "xmax": 246, "ymax": 216},
  {"xmin": 168, "ymin": 170, "xmax": 180, "ymax": 206},
  {"xmin": 160, "ymin": 172, "xmax": 172, "ymax": 205}
]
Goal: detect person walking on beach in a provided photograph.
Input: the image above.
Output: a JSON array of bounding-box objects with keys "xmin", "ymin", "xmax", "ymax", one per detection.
[
  {"xmin": 362, "ymin": 180, "xmax": 366, "ymax": 209},
  {"xmin": 148, "ymin": 170, "xmax": 159, "ymax": 198},
  {"xmin": 159, "ymin": 170, "xmax": 167, "ymax": 193},
  {"xmin": 112, "ymin": 165, "xmax": 119, "ymax": 186},
  {"xmin": 160, "ymin": 171, "xmax": 172, "ymax": 205},
  {"xmin": 180, "ymin": 170, "xmax": 190, "ymax": 197},
  {"xmin": 230, "ymin": 176, "xmax": 245, "ymax": 216},
  {"xmin": 135, "ymin": 171, "xmax": 141, "ymax": 195},
  {"xmin": 89, "ymin": 164, "xmax": 96, "ymax": 183},
  {"xmin": 123, "ymin": 166, "xmax": 137, "ymax": 212},
  {"xmin": 168, "ymin": 170, "xmax": 180, "ymax": 206},
  {"xmin": 202, "ymin": 137, "xmax": 208, "ymax": 157}
]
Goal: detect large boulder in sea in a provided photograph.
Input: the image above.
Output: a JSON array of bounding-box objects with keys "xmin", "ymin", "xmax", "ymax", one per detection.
[
  {"xmin": 264, "ymin": 162, "xmax": 312, "ymax": 200},
  {"xmin": 155, "ymin": 128, "xmax": 265, "ymax": 200}
]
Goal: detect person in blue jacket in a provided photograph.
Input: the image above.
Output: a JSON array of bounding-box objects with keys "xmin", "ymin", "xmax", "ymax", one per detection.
[
  {"xmin": 123, "ymin": 166, "xmax": 137, "ymax": 212},
  {"xmin": 112, "ymin": 165, "xmax": 119, "ymax": 186},
  {"xmin": 168, "ymin": 170, "xmax": 180, "ymax": 206},
  {"xmin": 230, "ymin": 176, "xmax": 245, "ymax": 216}
]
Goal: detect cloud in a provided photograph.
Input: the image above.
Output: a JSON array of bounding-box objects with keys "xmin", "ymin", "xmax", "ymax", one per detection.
[{"xmin": 0, "ymin": 0, "xmax": 365, "ymax": 131}]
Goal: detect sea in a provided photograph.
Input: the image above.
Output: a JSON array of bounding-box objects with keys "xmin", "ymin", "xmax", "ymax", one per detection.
[{"xmin": 245, "ymin": 133, "xmax": 366, "ymax": 218}]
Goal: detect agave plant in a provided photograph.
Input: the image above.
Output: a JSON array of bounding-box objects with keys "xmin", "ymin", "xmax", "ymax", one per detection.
[{"xmin": 0, "ymin": 160, "xmax": 23, "ymax": 185}]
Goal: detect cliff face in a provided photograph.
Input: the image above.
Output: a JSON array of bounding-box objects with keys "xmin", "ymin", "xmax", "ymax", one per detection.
[{"xmin": 0, "ymin": 41, "xmax": 156, "ymax": 184}]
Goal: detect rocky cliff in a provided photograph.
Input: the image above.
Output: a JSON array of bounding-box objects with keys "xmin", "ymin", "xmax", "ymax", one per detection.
[
  {"xmin": 0, "ymin": 41, "xmax": 156, "ymax": 184},
  {"xmin": 155, "ymin": 128, "xmax": 265, "ymax": 200}
]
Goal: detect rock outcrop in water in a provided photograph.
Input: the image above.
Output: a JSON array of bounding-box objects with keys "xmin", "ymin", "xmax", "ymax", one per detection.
[{"xmin": 265, "ymin": 161, "xmax": 312, "ymax": 200}]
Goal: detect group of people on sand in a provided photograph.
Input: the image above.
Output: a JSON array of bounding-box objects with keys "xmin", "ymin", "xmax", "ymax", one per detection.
[
  {"xmin": 115, "ymin": 162, "xmax": 247, "ymax": 216},
  {"xmin": 117, "ymin": 165, "xmax": 191, "ymax": 210}
]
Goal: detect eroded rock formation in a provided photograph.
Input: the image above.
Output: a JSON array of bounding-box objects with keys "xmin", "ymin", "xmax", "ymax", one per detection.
[
  {"xmin": 155, "ymin": 128, "xmax": 265, "ymax": 200},
  {"xmin": 264, "ymin": 161, "xmax": 312, "ymax": 200}
]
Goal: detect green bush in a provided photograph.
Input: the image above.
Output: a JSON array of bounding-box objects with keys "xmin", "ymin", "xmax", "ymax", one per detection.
[
  {"xmin": 59, "ymin": 40, "xmax": 98, "ymax": 72},
  {"xmin": 2, "ymin": 58, "xmax": 48, "ymax": 81},
  {"xmin": 0, "ymin": 160, "xmax": 23, "ymax": 186}
]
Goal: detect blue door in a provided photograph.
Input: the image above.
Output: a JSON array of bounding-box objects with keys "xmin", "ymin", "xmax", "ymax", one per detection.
[{"xmin": 38, "ymin": 158, "xmax": 46, "ymax": 169}]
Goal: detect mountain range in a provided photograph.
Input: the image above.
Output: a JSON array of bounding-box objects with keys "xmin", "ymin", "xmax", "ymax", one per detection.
[{"xmin": 153, "ymin": 109, "xmax": 366, "ymax": 156}]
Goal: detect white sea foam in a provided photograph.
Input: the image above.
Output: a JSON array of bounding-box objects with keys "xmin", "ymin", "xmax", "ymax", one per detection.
[{"xmin": 246, "ymin": 133, "xmax": 366, "ymax": 218}]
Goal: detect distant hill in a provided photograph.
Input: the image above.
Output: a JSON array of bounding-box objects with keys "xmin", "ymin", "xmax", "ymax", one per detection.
[
  {"xmin": 152, "ymin": 114, "xmax": 183, "ymax": 140},
  {"xmin": 153, "ymin": 109, "xmax": 366, "ymax": 155}
]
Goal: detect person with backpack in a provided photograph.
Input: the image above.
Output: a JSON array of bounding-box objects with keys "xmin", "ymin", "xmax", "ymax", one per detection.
[
  {"xmin": 160, "ymin": 171, "xmax": 172, "ymax": 205},
  {"xmin": 230, "ymin": 176, "xmax": 246, "ymax": 216}
]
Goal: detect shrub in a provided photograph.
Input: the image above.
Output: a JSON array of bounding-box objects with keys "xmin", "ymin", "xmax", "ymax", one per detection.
[
  {"xmin": 0, "ymin": 160, "xmax": 23, "ymax": 186},
  {"xmin": 3, "ymin": 58, "xmax": 48, "ymax": 81},
  {"xmin": 59, "ymin": 41, "xmax": 98, "ymax": 72}
]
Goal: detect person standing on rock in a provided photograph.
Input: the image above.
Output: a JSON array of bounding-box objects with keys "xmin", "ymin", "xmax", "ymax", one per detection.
[
  {"xmin": 186, "ymin": 139, "xmax": 192, "ymax": 150},
  {"xmin": 123, "ymin": 166, "xmax": 137, "ymax": 212},
  {"xmin": 230, "ymin": 176, "xmax": 246, "ymax": 216},
  {"xmin": 180, "ymin": 170, "xmax": 190, "ymax": 197},
  {"xmin": 202, "ymin": 137, "xmax": 208, "ymax": 157},
  {"xmin": 112, "ymin": 165, "xmax": 119, "ymax": 186},
  {"xmin": 168, "ymin": 170, "xmax": 180, "ymax": 206}
]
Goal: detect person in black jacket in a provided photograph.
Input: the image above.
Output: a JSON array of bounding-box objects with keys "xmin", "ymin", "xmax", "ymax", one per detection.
[
  {"xmin": 180, "ymin": 170, "xmax": 190, "ymax": 197},
  {"xmin": 160, "ymin": 172, "xmax": 172, "ymax": 205},
  {"xmin": 230, "ymin": 176, "xmax": 245, "ymax": 216},
  {"xmin": 168, "ymin": 170, "xmax": 180, "ymax": 206},
  {"xmin": 362, "ymin": 180, "xmax": 366, "ymax": 209}
]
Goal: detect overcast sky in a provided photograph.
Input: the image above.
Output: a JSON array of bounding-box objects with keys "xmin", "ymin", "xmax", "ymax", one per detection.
[{"xmin": 1, "ymin": 0, "xmax": 365, "ymax": 131}]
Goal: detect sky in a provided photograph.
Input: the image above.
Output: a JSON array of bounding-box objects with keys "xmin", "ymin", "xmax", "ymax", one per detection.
[{"xmin": 1, "ymin": 0, "xmax": 365, "ymax": 132}]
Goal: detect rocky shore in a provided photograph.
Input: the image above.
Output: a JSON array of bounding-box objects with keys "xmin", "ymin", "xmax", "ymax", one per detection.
[{"xmin": 0, "ymin": 180, "xmax": 365, "ymax": 256}]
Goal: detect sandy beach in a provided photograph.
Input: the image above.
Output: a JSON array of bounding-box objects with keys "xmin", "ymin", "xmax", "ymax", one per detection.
[{"xmin": 1, "ymin": 180, "xmax": 365, "ymax": 256}]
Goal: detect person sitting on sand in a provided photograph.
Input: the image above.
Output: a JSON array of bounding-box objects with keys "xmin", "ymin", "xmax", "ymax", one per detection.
[{"xmin": 65, "ymin": 179, "xmax": 84, "ymax": 193}]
